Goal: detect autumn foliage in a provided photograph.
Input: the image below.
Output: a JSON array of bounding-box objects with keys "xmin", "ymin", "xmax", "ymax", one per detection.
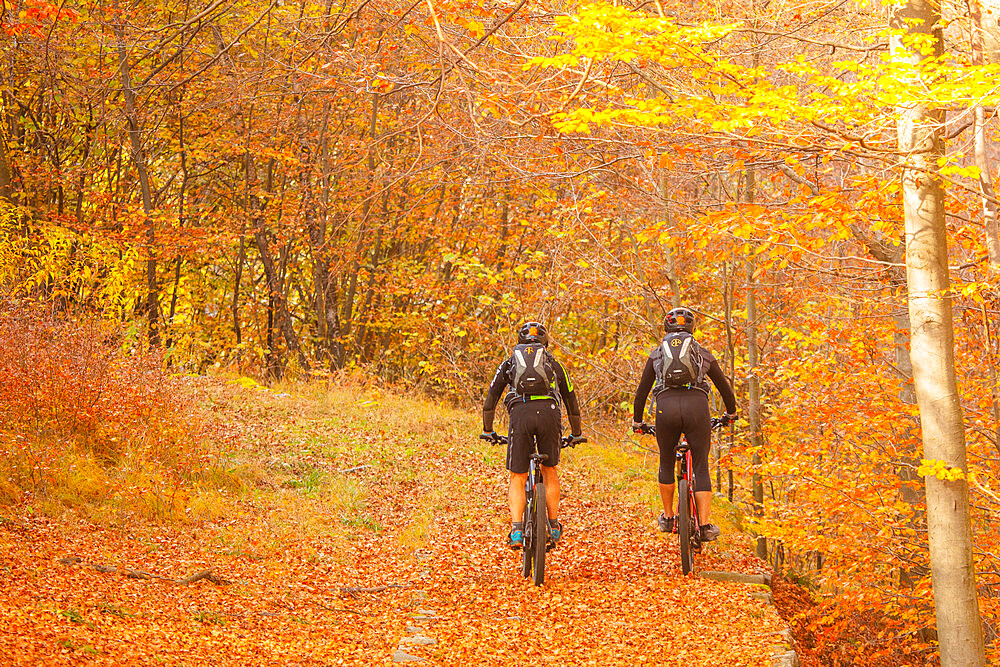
[{"xmin": 3, "ymin": 0, "xmax": 1000, "ymax": 663}]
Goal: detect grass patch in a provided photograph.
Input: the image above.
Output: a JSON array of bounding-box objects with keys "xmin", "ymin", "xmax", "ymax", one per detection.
[
  {"xmin": 398, "ymin": 487, "xmax": 446, "ymax": 552},
  {"xmin": 97, "ymin": 603, "xmax": 139, "ymax": 619},
  {"xmin": 58, "ymin": 639, "xmax": 100, "ymax": 655},
  {"xmin": 192, "ymin": 610, "xmax": 226, "ymax": 625},
  {"xmin": 285, "ymin": 468, "xmax": 326, "ymax": 496},
  {"xmin": 187, "ymin": 489, "xmax": 238, "ymax": 522},
  {"xmin": 711, "ymin": 493, "xmax": 744, "ymax": 535},
  {"xmin": 55, "ymin": 607, "xmax": 94, "ymax": 630}
]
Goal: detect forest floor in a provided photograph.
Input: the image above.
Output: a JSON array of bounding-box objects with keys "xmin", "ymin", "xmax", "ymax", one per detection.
[{"xmin": 0, "ymin": 376, "xmax": 817, "ymax": 666}]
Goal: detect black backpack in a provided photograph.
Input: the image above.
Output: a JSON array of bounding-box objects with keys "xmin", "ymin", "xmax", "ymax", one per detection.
[
  {"xmin": 653, "ymin": 331, "xmax": 707, "ymax": 391},
  {"xmin": 510, "ymin": 343, "xmax": 556, "ymax": 398}
]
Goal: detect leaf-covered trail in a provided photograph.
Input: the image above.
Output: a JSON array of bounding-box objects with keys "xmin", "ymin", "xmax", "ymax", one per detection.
[
  {"xmin": 0, "ymin": 379, "xmax": 792, "ymax": 665},
  {"xmin": 388, "ymin": 444, "xmax": 787, "ymax": 665}
]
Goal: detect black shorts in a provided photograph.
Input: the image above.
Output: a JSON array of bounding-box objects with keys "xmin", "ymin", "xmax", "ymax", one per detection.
[{"xmin": 506, "ymin": 399, "xmax": 562, "ymax": 474}]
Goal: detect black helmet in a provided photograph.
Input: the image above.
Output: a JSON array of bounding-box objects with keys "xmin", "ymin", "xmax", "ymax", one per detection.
[
  {"xmin": 517, "ymin": 321, "xmax": 549, "ymax": 347},
  {"xmin": 664, "ymin": 307, "xmax": 695, "ymax": 334}
]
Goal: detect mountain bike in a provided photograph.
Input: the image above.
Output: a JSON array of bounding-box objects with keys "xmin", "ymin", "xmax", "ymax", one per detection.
[
  {"xmin": 480, "ymin": 433, "xmax": 585, "ymax": 585},
  {"xmin": 634, "ymin": 418, "xmax": 726, "ymax": 575}
]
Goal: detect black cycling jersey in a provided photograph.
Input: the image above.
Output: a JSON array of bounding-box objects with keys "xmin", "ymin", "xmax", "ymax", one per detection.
[
  {"xmin": 483, "ymin": 349, "xmax": 582, "ymax": 436},
  {"xmin": 633, "ymin": 338, "xmax": 736, "ymax": 493},
  {"xmin": 632, "ymin": 342, "xmax": 736, "ymax": 423}
]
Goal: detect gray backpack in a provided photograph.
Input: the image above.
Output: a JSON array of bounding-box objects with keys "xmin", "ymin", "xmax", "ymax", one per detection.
[
  {"xmin": 653, "ymin": 331, "xmax": 707, "ymax": 390},
  {"xmin": 511, "ymin": 343, "xmax": 556, "ymax": 398}
]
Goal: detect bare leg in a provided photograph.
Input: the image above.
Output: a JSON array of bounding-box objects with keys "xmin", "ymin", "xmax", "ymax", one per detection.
[
  {"xmin": 540, "ymin": 465, "xmax": 559, "ymax": 520},
  {"xmin": 509, "ymin": 472, "xmax": 528, "ymax": 523},
  {"xmin": 659, "ymin": 482, "xmax": 675, "ymax": 516},
  {"xmin": 695, "ymin": 490, "xmax": 712, "ymax": 524}
]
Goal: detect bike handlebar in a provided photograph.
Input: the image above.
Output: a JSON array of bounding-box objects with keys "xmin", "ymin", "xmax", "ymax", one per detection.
[
  {"xmin": 633, "ymin": 416, "xmax": 735, "ymax": 436},
  {"xmin": 479, "ymin": 433, "xmax": 586, "ymax": 448}
]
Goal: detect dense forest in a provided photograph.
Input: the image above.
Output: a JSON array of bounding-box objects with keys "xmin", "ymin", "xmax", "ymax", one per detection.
[{"xmin": 3, "ymin": 0, "xmax": 1000, "ymax": 663}]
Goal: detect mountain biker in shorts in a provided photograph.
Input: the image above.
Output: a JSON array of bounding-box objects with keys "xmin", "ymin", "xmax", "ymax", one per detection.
[{"xmin": 482, "ymin": 321, "xmax": 584, "ymax": 549}]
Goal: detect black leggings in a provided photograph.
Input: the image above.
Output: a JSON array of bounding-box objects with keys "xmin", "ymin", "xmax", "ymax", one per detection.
[{"xmin": 654, "ymin": 390, "xmax": 712, "ymax": 492}]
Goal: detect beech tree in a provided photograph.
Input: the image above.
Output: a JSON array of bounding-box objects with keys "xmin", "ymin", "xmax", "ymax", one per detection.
[{"xmin": 893, "ymin": 0, "xmax": 986, "ymax": 662}]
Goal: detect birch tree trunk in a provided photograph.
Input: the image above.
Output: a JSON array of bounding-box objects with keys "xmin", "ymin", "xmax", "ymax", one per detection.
[{"xmin": 892, "ymin": 2, "xmax": 986, "ymax": 662}]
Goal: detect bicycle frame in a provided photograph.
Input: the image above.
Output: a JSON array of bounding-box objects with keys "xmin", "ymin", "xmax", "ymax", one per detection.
[
  {"xmin": 521, "ymin": 452, "xmax": 549, "ymax": 584},
  {"xmin": 675, "ymin": 441, "xmax": 702, "ymax": 555},
  {"xmin": 526, "ymin": 455, "xmax": 544, "ymax": 496}
]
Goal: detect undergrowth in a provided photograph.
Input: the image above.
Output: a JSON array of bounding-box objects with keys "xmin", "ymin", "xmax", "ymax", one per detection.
[{"xmin": 0, "ymin": 302, "xmax": 238, "ymax": 521}]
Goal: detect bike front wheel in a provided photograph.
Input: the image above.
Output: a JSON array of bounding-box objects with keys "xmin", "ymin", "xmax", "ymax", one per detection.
[
  {"xmin": 677, "ymin": 478, "xmax": 696, "ymax": 575},
  {"xmin": 521, "ymin": 494, "xmax": 533, "ymax": 578},
  {"xmin": 532, "ymin": 482, "xmax": 547, "ymax": 586}
]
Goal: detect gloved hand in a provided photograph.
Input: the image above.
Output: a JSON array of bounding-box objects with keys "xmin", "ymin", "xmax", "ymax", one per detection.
[
  {"xmin": 721, "ymin": 413, "xmax": 738, "ymax": 426},
  {"xmin": 480, "ymin": 430, "xmax": 501, "ymax": 444},
  {"xmin": 568, "ymin": 433, "xmax": 587, "ymax": 445},
  {"xmin": 631, "ymin": 421, "xmax": 645, "ymax": 434}
]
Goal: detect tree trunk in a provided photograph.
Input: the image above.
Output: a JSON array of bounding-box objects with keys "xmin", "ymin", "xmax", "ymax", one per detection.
[
  {"xmin": 745, "ymin": 163, "xmax": 766, "ymax": 561},
  {"xmin": 341, "ymin": 92, "xmax": 380, "ymax": 357},
  {"xmin": 115, "ymin": 22, "xmax": 160, "ymax": 346},
  {"xmin": 893, "ymin": 2, "xmax": 986, "ymax": 663},
  {"xmin": 658, "ymin": 168, "xmax": 681, "ymax": 307},
  {"xmin": 723, "ymin": 260, "xmax": 736, "ymax": 502},
  {"xmin": 311, "ymin": 101, "xmax": 332, "ymax": 364},
  {"xmin": 233, "ymin": 230, "xmax": 245, "ymax": 356},
  {"xmin": 251, "ymin": 157, "xmax": 310, "ymax": 376},
  {"xmin": 0, "ymin": 104, "xmax": 11, "ymax": 200},
  {"xmin": 166, "ymin": 105, "xmax": 189, "ymax": 351},
  {"xmin": 981, "ymin": 300, "xmax": 1000, "ymax": 455},
  {"xmin": 166, "ymin": 256, "xmax": 182, "ymax": 347}
]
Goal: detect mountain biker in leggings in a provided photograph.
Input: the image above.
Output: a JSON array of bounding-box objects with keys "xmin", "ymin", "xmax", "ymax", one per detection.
[
  {"xmin": 481, "ymin": 322, "xmax": 584, "ymax": 550},
  {"xmin": 632, "ymin": 307, "xmax": 737, "ymax": 542}
]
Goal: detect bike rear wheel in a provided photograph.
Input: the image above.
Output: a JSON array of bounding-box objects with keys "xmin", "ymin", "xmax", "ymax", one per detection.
[
  {"xmin": 532, "ymin": 482, "xmax": 547, "ymax": 586},
  {"xmin": 677, "ymin": 478, "xmax": 695, "ymax": 575}
]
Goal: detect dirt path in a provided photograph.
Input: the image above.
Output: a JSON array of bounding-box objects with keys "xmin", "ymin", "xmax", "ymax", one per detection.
[
  {"xmin": 381, "ymin": 447, "xmax": 788, "ymax": 666},
  {"xmin": 0, "ymin": 383, "xmax": 793, "ymax": 665}
]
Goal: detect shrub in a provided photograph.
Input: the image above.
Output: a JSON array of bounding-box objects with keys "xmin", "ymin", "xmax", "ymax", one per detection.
[{"xmin": 0, "ymin": 300, "xmax": 221, "ymax": 521}]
